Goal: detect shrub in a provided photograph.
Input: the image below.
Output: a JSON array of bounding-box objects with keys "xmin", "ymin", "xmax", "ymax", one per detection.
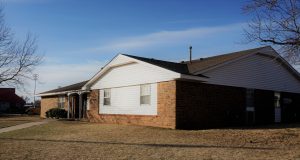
[{"xmin": 45, "ymin": 108, "xmax": 67, "ymax": 119}]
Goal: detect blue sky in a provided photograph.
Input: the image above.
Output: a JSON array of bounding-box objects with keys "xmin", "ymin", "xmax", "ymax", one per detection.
[{"xmin": 4, "ymin": 0, "xmax": 261, "ymax": 99}]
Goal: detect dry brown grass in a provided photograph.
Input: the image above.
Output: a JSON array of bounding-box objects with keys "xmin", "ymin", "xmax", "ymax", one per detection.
[
  {"xmin": 0, "ymin": 115, "xmax": 42, "ymax": 128},
  {"xmin": 0, "ymin": 121, "xmax": 300, "ymax": 160}
]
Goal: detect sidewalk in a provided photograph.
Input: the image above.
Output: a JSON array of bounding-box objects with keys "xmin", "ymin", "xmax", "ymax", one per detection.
[{"xmin": 0, "ymin": 119, "xmax": 50, "ymax": 134}]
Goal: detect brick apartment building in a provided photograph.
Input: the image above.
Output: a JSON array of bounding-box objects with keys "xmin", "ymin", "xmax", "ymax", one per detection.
[{"xmin": 38, "ymin": 46, "xmax": 300, "ymax": 129}]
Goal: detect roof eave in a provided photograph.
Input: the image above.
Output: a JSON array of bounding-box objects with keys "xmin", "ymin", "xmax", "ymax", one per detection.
[{"xmin": 178, "ymin": 74, "xmax": 208, "ymax": 82}]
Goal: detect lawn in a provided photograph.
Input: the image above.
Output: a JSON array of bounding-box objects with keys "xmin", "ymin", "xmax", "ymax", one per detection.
[
  {"xmin": 0, "ymin": 120, "xmax": 299, "ymax": 160},
  {"xmin": 0, "ymin": 115, "xmax": 42, "ymax": 128}
]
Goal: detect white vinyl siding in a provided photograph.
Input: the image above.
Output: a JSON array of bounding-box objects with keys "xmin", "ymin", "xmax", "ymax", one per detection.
[
  {"xmin": 203, "ymin": 54, "xmax": 300, "ymax": 93},
  {"xmin": 91, "ymin": 55, "xmax": 179, "ymax": 116},
  {"xmin": 99, "ymin": 83, "xmax": 157, "ymax": 115},
  {"xmin": 91, "ymin": 62, "xmax": 179, "ymax": 89}
]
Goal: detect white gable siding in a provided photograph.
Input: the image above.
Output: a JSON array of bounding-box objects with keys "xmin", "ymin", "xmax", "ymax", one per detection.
[
  {"xmin": 203, "ymin": 54, "xmax": 300, "ymax": 93},
  {"xmin": 91, "ymin": 63, "xmax": 178, "ymax": 89},
  {"xmin": 109, "ymin": 54, "xmax": 133, "ymax": 66},
  {"xmin": 91, "ymin": 55, "xmax": 180, "ymax": 115},
  {"xmin": 99, "ymin": 83, "xmax": 157, "ymax": 115}
]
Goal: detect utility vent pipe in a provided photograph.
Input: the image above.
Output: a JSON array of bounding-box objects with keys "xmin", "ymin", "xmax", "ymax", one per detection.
[{"xmin": 189, "ymin": 46, "xmax": 192, "ymax": 63}]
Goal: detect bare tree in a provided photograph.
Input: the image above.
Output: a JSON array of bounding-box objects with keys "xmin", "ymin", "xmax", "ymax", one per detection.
[
  {"xmin": 243, "ymin": 0, "xmax": 300, "ymax": 64},
  {"xmin": 0, "ymin": 6, "xmax": 41, "ymax": 86}
]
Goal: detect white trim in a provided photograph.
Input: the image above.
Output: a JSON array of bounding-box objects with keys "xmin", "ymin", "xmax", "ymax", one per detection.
[
  {"xmin": 37, "ymin": 91, "xmax": 68, "ymax": 97},
  {"xmin": 37, "ymin": 90, "xmax": 90, "ymax": 97}
]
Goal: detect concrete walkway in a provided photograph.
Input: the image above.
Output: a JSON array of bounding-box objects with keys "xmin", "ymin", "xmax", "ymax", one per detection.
[{"xmin": 0, "ymin": 120, "xmax": 50, "ymax": 134}]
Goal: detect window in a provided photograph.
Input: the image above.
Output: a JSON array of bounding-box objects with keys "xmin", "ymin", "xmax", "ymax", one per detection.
[
  {"xmin": 58, "ymin": 96, "xmax": 65, "ymax": 109},
  {"xmin": 246, "ymin": 89, "xmax": 255, "ymax": 110},
  {"xmin": 104, "ymin": 89, "xmax": 111, "ymax": 106},
  {"xmin": 246, "ymin": 89, "xmax": 255, "ymax": 124},
  {"xmin": 274, "ymin": 92, "xmax": 281, "ymax": 108},
  {"xmin": 0, "ymin": 102, "xmax": 10, "ymax": 111},
  {"xmin": 140, "ymin": 84, "xmax": 151, "ymax": 105}
]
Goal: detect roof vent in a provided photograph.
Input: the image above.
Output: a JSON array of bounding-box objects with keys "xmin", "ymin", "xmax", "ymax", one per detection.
[{"xmin": 189, "ymin": 46, "xmax": 192, "ymax": 63}]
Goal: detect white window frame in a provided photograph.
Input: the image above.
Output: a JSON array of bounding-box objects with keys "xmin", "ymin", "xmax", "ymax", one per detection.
[
  {"xmin": 103, "ymin": 89, "xmax": 111, "ymax": 106},
  {"xmin": 274, "ymin": 92, "xmax": 281, "ymax": 108},
  {"xmin": 58, "ymin": 96, "xmax": 65, "ymax": 109},
  {"xmin": 140, "ymin": 84, "xmax": 151, "ymax": 105}
]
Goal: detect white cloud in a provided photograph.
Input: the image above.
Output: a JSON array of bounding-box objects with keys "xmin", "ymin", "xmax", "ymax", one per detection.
[
  {"xmin": 13, "ymin": 58, "xmax": 105, "ymax": 100},
  {"xmin": 89, "ymin": 23, "xmax": 246, "ymax": 53},
  {"xmin": 35, "ymin": 60, "xmax": 105, "ymax": 93},
  {"xmin": 14, "ymin": 23, "xmax": 248, "ymax": 101}
]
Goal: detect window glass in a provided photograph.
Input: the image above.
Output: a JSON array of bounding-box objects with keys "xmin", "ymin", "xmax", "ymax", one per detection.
[
  {"xmin": 140, "ymin": 85, "xmax": 151, "ymax": 105},
  {"xmin": 104, "ymin": 89, "xmax": 111, "ymax": 106},
  {"xmin": 246, "ymin": 89, "xmax": 254, "ymax": 108},
  {"xmin": 274, "ymin": 92, "xmax": 280, "ymax": 108},
  {"xmin": 58, "ymin": 96, "xmax": 65, "ymax": 109}
]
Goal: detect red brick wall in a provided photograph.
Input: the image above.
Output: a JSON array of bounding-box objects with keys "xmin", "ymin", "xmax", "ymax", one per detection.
[
  {"xmin": 86, "ymin": 81, "xmax": 177, "ymax": 129},
  {"xmin": 176, "ymin": 80, "xmax": 246, "ymax": 129},
  {"xmin": 250, "ymin": 90, "xmax": 300, "ymax": 124},
  {"xmin": 253, "ymin": 90, "xmax": 274, "ymax": 124},
  {"xmin": 86, "ymin": 80, "xmax": 300, "ymax": 129},
  {"xmin": 281, "ymin": 92, "xmax": 300, "ymax": 122}
]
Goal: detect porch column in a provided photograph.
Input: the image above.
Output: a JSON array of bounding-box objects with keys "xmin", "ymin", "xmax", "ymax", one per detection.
[
  {"xmin": 79, "ymin": 92, "xmax": 82, "ymax": 120},
  {"xmin": 67, "ymin": 94, "xmax": 70, "ymax": 119}
]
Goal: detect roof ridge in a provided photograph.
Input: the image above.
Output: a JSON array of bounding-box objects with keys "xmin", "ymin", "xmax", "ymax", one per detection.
[
  {"xmin": 122, "ymin": 54, "xmax": 183, "ymax": 65},
  {"xmin": 123, "ymin": 54, "xmax": 191, "ymax": 75}
]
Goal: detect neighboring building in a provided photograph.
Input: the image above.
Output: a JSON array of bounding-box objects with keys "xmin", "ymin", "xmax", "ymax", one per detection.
[
  {"xmin": 38, "ymin": 46, "xmax": 300, "ymax": 129},
  {"xmin": 0, "ymin": 88, "xmax": 26, "ymax": 113}
]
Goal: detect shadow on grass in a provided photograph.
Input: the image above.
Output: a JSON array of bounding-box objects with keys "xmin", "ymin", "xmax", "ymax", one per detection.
[
  {"xmin": 219, "ymin": 123, "xmax": 300, "ymax": 130},
  {"xmin": 0, "ymin": 137, "xmax": 276, "ymax": 150},
  {"xmin": 180, "ymin": 122, "xmax": 300, "ymax": 130}
]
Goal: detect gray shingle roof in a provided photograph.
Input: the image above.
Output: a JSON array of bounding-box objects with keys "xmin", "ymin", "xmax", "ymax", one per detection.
[
  {"xmin": 124, "ymin": 46, "xmax": 270, "ymax": 76},
  {"xmin": 184, "ymin": 46, "xmax": 270, "ymax": 73},
  {"xmin": 39, "ymin": 80, "xmax": 88, "ymax": 95},
  {"xmin": 123, "ymin": 54, "xmax": 191, "ymax": 74},
  {"xmin": 40, "ymin": 46, "xmax": 274, "ymax": 95}
]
